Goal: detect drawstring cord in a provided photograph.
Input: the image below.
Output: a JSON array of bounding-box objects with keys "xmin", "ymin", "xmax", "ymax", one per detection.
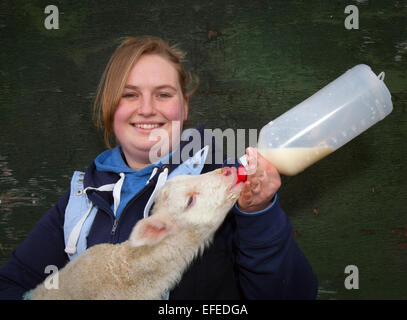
[
  {"xmin": 65, "ymin": 201, "xmax": 94, "ymax": 255},
  {"xmin": 143, "ymin": 167, "xmax": 169, "ymax": 218},
  {"xmin": 112, "ymin": 172, "xmax": 125, "ymax": 217}
]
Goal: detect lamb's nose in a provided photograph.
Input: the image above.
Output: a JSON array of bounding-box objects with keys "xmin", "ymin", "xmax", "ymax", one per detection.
[{"xmin": 222, "ymin": 167, "xmax": 232, "ymax": 176}]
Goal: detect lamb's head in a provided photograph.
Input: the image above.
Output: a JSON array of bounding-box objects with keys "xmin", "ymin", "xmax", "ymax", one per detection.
[{"xmin": 129, "ymin": 167, "xmax": 244, "ymax": 248}]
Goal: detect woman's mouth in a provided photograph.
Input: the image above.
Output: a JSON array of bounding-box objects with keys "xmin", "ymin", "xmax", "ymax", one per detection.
[
  {"xmin": 130, "ymin": 122, "xmax": 166, "ymax": 133},
  {"xmin": 132, "ymin": 123, "xmax": 163, "ymax": 129}
]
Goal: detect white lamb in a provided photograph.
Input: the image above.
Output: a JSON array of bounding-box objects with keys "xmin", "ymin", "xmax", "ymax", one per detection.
[{"xmin": 25, "ymin": 166, "xmax": 244, "ymax": 300}]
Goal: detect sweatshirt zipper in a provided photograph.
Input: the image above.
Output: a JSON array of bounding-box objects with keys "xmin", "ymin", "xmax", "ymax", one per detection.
[{"xmin": 111, "ymin": 219, "xmax": 119, "ymax": 235}]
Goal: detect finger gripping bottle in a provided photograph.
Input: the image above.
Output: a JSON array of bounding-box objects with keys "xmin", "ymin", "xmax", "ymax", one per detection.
[{"xmin": 253, "ymin": 64, "xmax": 393, "ymax": 176}]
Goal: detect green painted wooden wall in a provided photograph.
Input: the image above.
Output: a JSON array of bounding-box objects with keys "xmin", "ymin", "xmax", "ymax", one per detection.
[{"xmin": 0, "ymin": 0, "xmax": 406, "ymax": 299}]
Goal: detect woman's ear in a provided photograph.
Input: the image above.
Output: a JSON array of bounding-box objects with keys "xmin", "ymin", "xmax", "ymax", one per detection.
[{"xmin": 129, "ymin": 214, "xmax": 175, "ymax": 248}]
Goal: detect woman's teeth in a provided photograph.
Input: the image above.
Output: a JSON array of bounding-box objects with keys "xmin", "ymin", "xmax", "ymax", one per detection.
[{"xmin": 133, "ymin": 123, "xmax": 161, "ymax": 129}]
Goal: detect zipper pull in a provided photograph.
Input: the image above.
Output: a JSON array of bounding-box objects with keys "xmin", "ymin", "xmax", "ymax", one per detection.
[{"xmin": 111, "ymin": 219, "xmax": 119, "ymax": 235}]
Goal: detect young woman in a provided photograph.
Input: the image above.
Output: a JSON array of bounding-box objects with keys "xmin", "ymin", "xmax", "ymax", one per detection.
[{"xmin": 0, "ymin": 36, "xmax": 317, "ymax": 299}]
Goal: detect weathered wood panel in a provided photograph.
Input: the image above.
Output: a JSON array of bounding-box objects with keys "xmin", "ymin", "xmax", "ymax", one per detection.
[{"xmin": 0, "ymin": 0, "xmax": 406, "ymax": 299}]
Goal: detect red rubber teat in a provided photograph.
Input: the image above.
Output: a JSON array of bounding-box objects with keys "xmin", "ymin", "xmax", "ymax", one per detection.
[{"xmin": 236, "ymin": 165, "xmax": 247, "ymax": 183}]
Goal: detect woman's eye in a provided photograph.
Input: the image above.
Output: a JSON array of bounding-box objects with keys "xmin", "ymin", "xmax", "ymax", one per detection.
[
  {"xmin": 158, "ymin": 92, "xmax": 171, "ymax": 98},
  {"xmin": 122, "ymin": 93, "xmax": 137, "ymax": 98}
]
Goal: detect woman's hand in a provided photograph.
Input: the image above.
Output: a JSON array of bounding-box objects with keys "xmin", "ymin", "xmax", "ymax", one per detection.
[{"xmin": 237, "ymin": 147, "xmax": 281, "ymax": 213}]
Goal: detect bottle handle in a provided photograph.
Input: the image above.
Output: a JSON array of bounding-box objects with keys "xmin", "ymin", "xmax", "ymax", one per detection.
[{"xmin": 378, "ymin": 71, "xmax": 385, "ymax": 81}]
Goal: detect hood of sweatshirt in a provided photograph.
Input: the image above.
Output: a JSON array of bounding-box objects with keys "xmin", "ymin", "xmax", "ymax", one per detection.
[
  {"xmin": 94, "ymin": 145, "xmax": 170, "ymax": 175},
  {"xmin": 93, "ymin": 145, "xmax": 173, "ymax": 218}
]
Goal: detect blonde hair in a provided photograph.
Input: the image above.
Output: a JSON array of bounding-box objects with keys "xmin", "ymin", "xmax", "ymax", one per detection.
[{"xmin": 93, "ymin": 36, "xmax": 199, "ymax": 148}]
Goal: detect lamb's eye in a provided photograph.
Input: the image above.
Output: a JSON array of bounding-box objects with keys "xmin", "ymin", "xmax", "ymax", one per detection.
[
  {"xmin": 186, "ymin": 193, "xmax": 196, "ymax": 209},
  {"xmin": 187, "ymin": 196, "xmax": 193, "ymax": 207}
]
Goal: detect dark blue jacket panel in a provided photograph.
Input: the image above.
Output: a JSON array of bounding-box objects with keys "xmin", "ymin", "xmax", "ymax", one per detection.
[{"xmin": 0, "ymin": 192, "xmax": 70, "ymax": 299}]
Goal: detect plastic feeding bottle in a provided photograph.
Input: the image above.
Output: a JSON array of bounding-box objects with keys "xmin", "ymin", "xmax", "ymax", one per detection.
[{"xmin": 239, "ymin": 64, "xmax": 393, "ymax": 176}]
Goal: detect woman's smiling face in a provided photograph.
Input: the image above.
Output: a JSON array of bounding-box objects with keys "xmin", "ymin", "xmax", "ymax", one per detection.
[{"xmin": 113, "ymin": 54, "xmax": 189, "ymax": 170}]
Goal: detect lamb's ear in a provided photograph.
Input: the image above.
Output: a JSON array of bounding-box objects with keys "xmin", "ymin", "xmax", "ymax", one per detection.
[{"xmin": 129, "ymin": 214, "xmax": 174, "ymax": 248}]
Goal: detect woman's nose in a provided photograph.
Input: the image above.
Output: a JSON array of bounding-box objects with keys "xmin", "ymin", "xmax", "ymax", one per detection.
[{"xmin": 137, "ymin": 96, "xmax": 156, "ymax": 116}]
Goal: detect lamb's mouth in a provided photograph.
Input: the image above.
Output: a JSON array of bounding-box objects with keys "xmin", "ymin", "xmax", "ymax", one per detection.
[
  {"xmin": 229, "ymin": 171, "xmax": 244, "ymax": 194},
  {"xmin": 227, "ymin": 186, "xmax": 243, "ymax": 201},
  {"xmin": 230, "ymin": 181, "xmax": 244, "ymax": 193}
]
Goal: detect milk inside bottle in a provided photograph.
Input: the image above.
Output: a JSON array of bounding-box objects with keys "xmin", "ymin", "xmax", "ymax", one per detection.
[{"xmin": 244, "ymin": 64, "xmax": 393, "ymax": 176}]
